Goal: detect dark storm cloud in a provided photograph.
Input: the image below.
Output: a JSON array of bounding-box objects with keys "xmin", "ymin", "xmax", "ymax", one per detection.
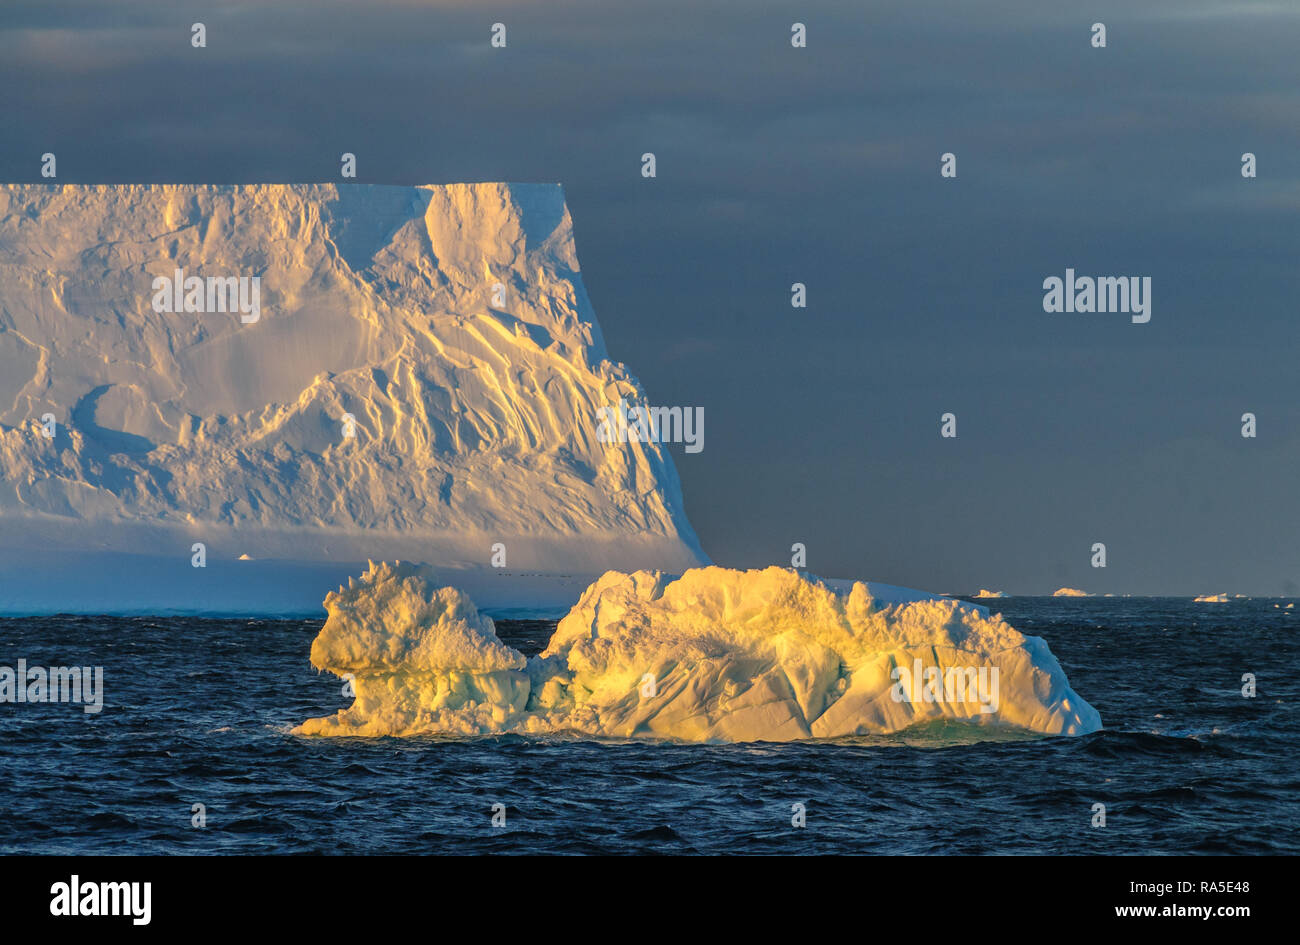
[{"xmin": 2, "ymin": 0, "xmax": 1298, "ymax": 592}]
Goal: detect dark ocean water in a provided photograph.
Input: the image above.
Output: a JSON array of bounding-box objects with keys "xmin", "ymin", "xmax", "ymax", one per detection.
[{"xmin": 1, "ymin": 598, "xmax": 1296, "ymax": 855}]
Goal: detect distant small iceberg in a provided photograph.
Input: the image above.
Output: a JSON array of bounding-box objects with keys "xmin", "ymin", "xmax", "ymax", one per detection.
[
  {"xmin": 974, "ymin": 589, "xmax": 1008, "ymax": 598},
  {"xmin": 1052, "ymin": 587, "xmax": 1090, "ymax": 597},
  {"xmin": 1193, "ymin": 593, "xmax": 1229, "ymax": 602}
]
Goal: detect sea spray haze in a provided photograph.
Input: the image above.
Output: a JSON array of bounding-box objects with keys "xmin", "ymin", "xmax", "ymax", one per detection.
[{"xmin": 294, "ymin": 562, "xmax": 1101, "ymax": 740}]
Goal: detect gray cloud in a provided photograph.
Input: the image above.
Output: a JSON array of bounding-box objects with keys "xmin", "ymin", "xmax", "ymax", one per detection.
[{"xmin": 2, "ymin": 0, "xmax": 1298, "ymax": 592}]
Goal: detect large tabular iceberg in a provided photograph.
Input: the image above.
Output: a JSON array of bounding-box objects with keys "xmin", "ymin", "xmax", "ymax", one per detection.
[
  {"xmin": 0, "ymin": 183, "xmax": 703, "ymax": 613},
  {"xmin": 295, "ymin": 562, "xmax": 1101, "ymax": 741}
]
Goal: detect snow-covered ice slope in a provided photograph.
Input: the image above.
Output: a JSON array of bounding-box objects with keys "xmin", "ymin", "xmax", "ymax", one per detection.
[
  {"xmin": 0, "ymin": 184, "xmax": 705, "ymax": 608},
  {"xmin": 295, "ymin": 563, "xmax": 1102, "ymax": 741}
]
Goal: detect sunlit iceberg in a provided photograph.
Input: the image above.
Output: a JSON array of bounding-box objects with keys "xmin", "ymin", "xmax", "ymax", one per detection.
[
  {"xmin": 0, "ymin": 183, "xmax": 704, "ymax": 614},
  {"xmin": 294, "ymin": 562, "xmax": 1101, "ymax": 742}
]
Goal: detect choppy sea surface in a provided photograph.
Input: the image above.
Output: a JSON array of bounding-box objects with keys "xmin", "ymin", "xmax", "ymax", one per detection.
[{"xmin": 1, "ymin": 598, "xmax": 1296, "ymax": 854}]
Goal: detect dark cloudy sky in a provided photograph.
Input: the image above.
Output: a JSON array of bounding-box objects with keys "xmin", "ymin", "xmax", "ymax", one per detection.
[{"xmin": 3, "ymin": 0, "xmax": 1298, "ymax": 594}]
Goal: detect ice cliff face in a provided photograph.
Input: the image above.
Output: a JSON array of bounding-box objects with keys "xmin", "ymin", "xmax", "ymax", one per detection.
[
  {"xmin": 295, "ymin": 563, "xmax": 1102, "ymax": 741},
  {"xmin": 0, "ymin": 183, "xmax": 703, "ymax": 571}
]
